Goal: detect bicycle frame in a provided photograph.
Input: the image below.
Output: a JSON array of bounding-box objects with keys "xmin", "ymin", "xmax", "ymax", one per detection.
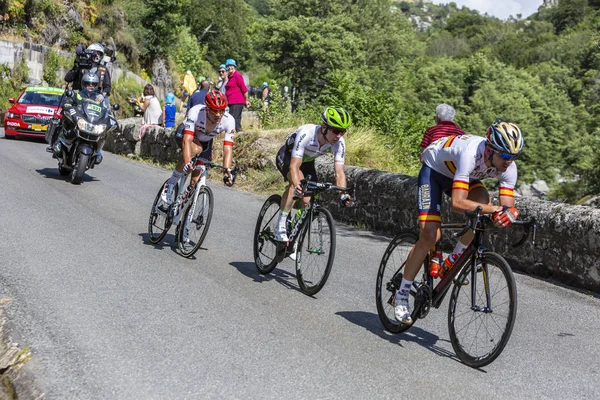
[{"xmin": 171, "ymin": 165, "xmax": 208, "ymax": 225}]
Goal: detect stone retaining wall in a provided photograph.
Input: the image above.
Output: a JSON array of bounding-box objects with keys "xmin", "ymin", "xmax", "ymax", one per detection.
[{"xmin": 107, "ymin": 120, "xmax": 600, "ymax": 293}]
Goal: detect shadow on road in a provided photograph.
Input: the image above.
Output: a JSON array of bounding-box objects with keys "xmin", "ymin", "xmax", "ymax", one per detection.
[
  {"xmin": 336, "ymin": 310, "xmax": 470, "ymax": 367},
  {"xmin": 229, "ymin": 261, "xmax": 301, "ymax": 292},
  {"xmin": 138, "ymin": 232, "xmax": 208, "ymax": 259},
  {"xmin": 36, "ymin": 167, "xmax": 97, "ymax": 183}
]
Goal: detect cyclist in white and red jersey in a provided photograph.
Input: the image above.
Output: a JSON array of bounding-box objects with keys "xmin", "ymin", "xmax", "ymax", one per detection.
[
  {"xmin": 162, "ymin": 91, "xmax": 235, "ymax": 204},
  {"xmin": 395, "ymin": 119, "xmax": 525, "ymax": 324},
  {"xmin": 273, "ymin": 107, "xmax": 353, "ymax": 245}
]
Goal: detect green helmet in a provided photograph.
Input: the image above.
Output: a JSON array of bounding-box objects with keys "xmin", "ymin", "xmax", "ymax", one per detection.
[{"xmin": 321, "ymin": 107, "xmax": 351, "ymax": 130}]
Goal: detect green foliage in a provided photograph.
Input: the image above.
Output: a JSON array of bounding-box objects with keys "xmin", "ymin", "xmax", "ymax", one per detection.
[
  {"xmin": 42, "ymin": 49, "xmax": 61, "ymax": 86},
  {"xmin": 110, "ymin": 77, "xmax": 144, "ymax": 118},
  {"xmin": 142, "ymin": 0, "xmax": 190, "ymax": 58},
  {"xmin": 183, "ymin": 0, "xmax": 255, "ymax": 67},
  {"xmin": 167, "ymin": 26, "xmax": 211, "ymax": 78},
  {"xmin": 0, "ymin": 56, "xmax": 29, "ymax": 110}
]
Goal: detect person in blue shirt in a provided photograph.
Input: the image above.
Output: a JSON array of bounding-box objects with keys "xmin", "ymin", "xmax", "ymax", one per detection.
[
  {"xmin": 162, "ymin": 92, "xmax": 177, "ymax": 129},
  {"xmin": 186, "ymin": 80, "xmax": 210, "ymax": 113}
]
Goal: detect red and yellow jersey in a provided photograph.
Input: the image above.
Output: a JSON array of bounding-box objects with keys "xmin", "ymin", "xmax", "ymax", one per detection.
[{"xmin": 421, "ymin": 135, "xmax": 517, "ymax": 197}]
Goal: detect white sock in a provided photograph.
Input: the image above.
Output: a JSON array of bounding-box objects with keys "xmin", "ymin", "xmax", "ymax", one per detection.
[
  {"xmin": 452, "ymin": 241, "xmax": 468, "ymax": 255},
  {"xmin": 397, "ymin": 278, "xmax": 413, "ymax": 300},
  {"xmin": 277, "ymin": 209, "xmax": 290, "ymax": 229}
]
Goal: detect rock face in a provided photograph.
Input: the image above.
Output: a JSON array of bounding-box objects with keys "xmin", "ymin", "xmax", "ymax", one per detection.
[
  {"xmin": 105, "ymin": 122, "xmax": 600, "ymax": 292},
  {"xmin": 38, "ymin": 7, "xmax": 84, "ymax": 47},
  {"xmin": 152, "ymin": 58, "xmax": 173, "ymax": 93}
]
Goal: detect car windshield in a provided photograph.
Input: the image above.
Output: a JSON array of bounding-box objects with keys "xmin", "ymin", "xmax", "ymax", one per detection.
[{"xmin": 18, "ymin": 91, "xmax": 62, "ymax": 106}]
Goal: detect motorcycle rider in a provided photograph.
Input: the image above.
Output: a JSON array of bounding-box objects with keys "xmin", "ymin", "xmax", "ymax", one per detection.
[
  {"xmin": 65, "ymin": 43, "xmax": 111, "ymax": 96},
  {"xmin": 48, "ymin": 43, "xmax": 111, "ymax": 162},
  {"xmin": 52, "ymin": 73, "xmax": 107, "ymax": 164}
]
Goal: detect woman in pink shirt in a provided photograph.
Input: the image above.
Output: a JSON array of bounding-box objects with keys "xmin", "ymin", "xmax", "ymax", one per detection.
[{"xmin": 224, "ymin": 58, "xmax": 250, "ymax": 132}]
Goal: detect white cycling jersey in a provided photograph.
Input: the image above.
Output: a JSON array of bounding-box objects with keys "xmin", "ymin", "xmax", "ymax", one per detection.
[
  {"xmin": 422, "ymin": 135, "xmax": 517, "ymax": 196},
  {"xmin": 288, "ymin": 124, "xmax": 346, "ymax": 164},
  {"xmin": 183, "ymin": 104, "xmax": 235, "ymax": 145}
]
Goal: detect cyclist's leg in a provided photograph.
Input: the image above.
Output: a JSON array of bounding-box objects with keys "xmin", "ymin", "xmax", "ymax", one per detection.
[
  {"xmin": 395, "ymin": 165, "xmax": 445, "ymax": 323},
  {"xmin": 274, "ymin": 147, "xmax": 298, "ymax": 241},
  {"xmin": 189, "ymin": 140, "xmax": 210, "ymax": 187}
]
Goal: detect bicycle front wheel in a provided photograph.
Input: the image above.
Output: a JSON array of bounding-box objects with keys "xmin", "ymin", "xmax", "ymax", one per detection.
[
  {"xmin": 448, "ymin": 252, "xmax": 517, "ymax": 368},
  {"xmin": 148, "ymin": 180, "xmax": 176, "ymax": 244},
  {"xmin": 295, "ymin": 208, "xmax": 336, "ymax": 296},
  {"xmin": 177, "ymin": 186, "xmax": 214, "ymax": 258},
  {"xmin": 253, "ymin": 194, "xmax": 282, "ymax": 274},
  {"xmin": 375, "ymin": 232, "xmax": 420, "ymax": 334}
]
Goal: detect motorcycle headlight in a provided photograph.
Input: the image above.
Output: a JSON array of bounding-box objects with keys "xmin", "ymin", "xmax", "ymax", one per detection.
[
  {"xmin": 7, "ymin": 112, "xmax": 20, "ymax": 119},
  {"xmin": 77, "ymin": 118, "xmax": 97, "ymax": 133},
  {"xmin": 92, "ymin": 124, "xmax": 106, "ymax": 134}
]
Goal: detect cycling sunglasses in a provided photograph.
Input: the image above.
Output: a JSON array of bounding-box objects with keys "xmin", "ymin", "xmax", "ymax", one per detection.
[
  {"xmin": 495, "ymin": 150, "xmax": 519, "ymax": 161},
  {"xmin": 219, "ymin": 69, "xmax": 226, "ymax": 73},
  {"xmin": 208, "ymin": 108, "xmax": 224, "ymax": 117},
  {"xmin": 328, "ymin": 128, "xmax": 346, "ymax": 136}
]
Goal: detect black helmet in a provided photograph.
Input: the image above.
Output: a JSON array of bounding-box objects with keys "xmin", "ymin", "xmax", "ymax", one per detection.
[{"xmin": 82, "ymin": 72, "xmax": 100, "ymax": 91}]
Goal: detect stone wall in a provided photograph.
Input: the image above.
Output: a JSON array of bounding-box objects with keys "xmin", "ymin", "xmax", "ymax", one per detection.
[{"xmin": 106, "ymin": 120, "xmax": 600, "ymax": 293}]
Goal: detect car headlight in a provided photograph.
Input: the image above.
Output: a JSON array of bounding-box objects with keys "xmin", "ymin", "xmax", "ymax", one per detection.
[{"xmin": 7, "ymin": 112, "xmax": 20, "ymax": 119}]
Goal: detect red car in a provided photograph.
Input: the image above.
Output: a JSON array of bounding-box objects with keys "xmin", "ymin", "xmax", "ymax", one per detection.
[{"xmin": 4, "ymin": 86, "xmax": 64, "ymax": 139}]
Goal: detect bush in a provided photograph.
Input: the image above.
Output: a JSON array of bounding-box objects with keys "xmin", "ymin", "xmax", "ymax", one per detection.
[
  {"xmin": 43, "ymin": 49, "xmax": 61, "ymax": 86},
  {"xmin": 110, "ymin": 77, "xmax": 144, "ymax": 118}
]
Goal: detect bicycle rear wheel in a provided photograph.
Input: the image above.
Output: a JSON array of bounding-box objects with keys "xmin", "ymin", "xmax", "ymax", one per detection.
[
  {"xmin": 295, "ymin": 208, "xmax": 335, "ymax": 296},
  {"xmin": 448, "ymin": 252, "xmax": 517, "ymax": 368},
  {"xmin": 177, "ymin": 186, "xmax": 214, "ymax": 258},
  {"xmin": 148, "ymin": 180, "xmax": 176, "ymax": 244},
  {"xmin": 253, "ymin": 194, "xmax": 282, "ymax": 274},
  {"xmin": 375, "ymin": 231, "xmax": 420, "ymax": 333}
]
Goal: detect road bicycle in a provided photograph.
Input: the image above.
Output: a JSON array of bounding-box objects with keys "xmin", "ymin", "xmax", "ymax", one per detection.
[
  {"xmin": 253, "ymin": 177, "xmax": 354, "ymax": 295},
  {"xmin": 376, "ymin": 206, "xmax": 536, "ymax": 367},
  {"xmin": 147, "ymin": 154, "xmax": 238, "ymax": 258}
]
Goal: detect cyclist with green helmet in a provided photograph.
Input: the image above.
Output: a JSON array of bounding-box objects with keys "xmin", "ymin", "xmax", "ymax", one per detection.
[{"xmin": 274, "ymin": 107, "xmax": 353, "ymax": 245}]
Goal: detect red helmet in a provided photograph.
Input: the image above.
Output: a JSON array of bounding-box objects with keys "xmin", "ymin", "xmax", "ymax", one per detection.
[{"xmin": 204, "ymin": 90, "xmax": 227, "ymax": 110}]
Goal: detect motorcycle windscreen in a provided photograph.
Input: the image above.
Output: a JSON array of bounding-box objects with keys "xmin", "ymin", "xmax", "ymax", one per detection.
[{"xmin": 83, "ymin": 101, "xmax": 108, "ymax": 123}]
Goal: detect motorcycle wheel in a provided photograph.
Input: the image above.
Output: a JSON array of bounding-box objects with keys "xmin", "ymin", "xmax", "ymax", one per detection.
[{"xmin": 71, "ymin": 153, "xmax": 88, "ymax": 184}]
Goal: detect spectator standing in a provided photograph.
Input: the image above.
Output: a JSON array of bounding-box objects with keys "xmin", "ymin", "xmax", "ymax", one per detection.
[
  {"xmin": 187, "ymin": 80, "xmax": 210, "ymax": 111},
  {"xmin": 163, "ymin": 92, "xmax": 177, "ymax": 129},
  {"xmin": 217, "ymin": 64, "xmax": 227, "ymax": 94},
  {"xmin": 261, "ymin": 82, "xmax": 271, "ymax": 111},
  {"xmin": 419, "ymin": 103, "xmax": 466, "ymax": 160},
  {"xmin": 138, "ymin": 84, "xmax": 162, "ymax": 125},
  {"xmin": 224, "ymin": 58, "xmax": 250, "ymax": 132}
]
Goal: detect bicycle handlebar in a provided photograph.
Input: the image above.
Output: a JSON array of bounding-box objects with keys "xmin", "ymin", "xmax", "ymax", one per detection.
[
  {"xmin": 454, "ymin": 206, "xmax": 537, "ymax": 247},
  {"xmin": 293, "ymin": 175, "xmax": 355, "ymax": 201},
  {"xmin": 192, "ymin": 155, "xmax": 240, "ymax": 185}
]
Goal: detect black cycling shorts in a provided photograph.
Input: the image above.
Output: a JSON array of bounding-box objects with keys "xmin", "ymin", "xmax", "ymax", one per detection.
[
  {"xmin": 276, "ymin": 145, "xmax": 317, "ymax": 182},
  {"xmin": 176, "ymin": 133, "xmax": 213, "ymax": 161}
]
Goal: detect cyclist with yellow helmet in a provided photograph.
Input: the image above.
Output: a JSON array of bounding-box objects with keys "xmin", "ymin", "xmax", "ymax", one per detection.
[
  {"xmin": 274, "ymin": 107, "xmax": 353, "ymax": 244},
  {"xmin": 395, "ymin": 119, "xmax": 525, "ymax": 324}
]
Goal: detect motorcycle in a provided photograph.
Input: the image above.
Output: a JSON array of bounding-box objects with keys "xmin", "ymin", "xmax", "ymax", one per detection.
[{"xmin": 47, "ymin": 89, "xmax": 119, "ymax": 184}]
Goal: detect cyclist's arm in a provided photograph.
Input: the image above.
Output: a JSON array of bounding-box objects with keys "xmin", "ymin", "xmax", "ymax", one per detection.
[
  {"xmin": 451, "ymin": 187, "xmax": 500, "ymax": 214},
  {"xmin": 181, "ymin": 133, "xmax": 194, "ymax": 166},
  {"xmin": 333, "ymin": 162, "xmax": 346, "ymax": 189},
  {"xmin": 289, "ymin": 157, "xmax": 303, "ymax": 189},
  {"xmin": 451, "ymin": 149, "xmax": 501, "ymax": 214},
  {"xmin": 498, "ymin": 164, "xmax": 517, "ymax": 208}
]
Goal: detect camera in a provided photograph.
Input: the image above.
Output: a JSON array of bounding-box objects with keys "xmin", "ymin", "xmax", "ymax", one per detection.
[{"xmin": 76, "ymin": 51, "xmax": 93, "ymax": 69}]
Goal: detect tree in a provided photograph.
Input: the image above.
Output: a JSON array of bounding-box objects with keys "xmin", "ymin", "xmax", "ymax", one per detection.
[
  {"xmin": 183, "ymin": 0, "xmax": 254, "ymax": 67},
  {"xmin": 142, "ymin": 0, "xmax": 190, "ymax": 59}
]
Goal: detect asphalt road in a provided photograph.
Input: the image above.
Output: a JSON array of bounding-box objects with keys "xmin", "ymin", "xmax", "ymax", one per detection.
[{"xmin": 0, "ymin": 131, "xmax": 599, "ymax": 399}]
